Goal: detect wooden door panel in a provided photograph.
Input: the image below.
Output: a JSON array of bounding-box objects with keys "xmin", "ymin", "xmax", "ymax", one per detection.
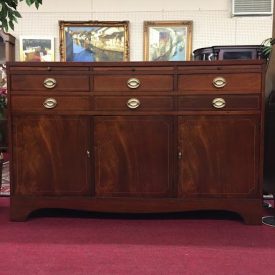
[
  {"xmin": 178, "ymin": 116, "xmax": 260, "ymax": 198},
  {"xmin": 94, "ymin": 116, "xmax": 174, "ymax": 197},
  {"xmin": 12, "ymin": 116, "xmax": 91, "ymax": 196}
]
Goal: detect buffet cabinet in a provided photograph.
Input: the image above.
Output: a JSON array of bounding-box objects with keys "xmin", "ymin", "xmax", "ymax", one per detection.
[{"xmin": 7, "ymin": 61, "xmax": 266, "ymax": 224}]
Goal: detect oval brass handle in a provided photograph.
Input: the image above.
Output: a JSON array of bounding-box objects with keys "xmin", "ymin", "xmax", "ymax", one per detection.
[
  {"xmin": 43, "ymin": 98, "xmax": 57, "ymax": 109},
  {"xmin": 212, "ymin": 98, "xmax": 226, "ymax": 109},
  {"xmin": 127, "ymin": 98, "xmax": 140, "ymax": 109},
  {"xmin": 127, "ymin": 78, "xmax": 140, "ymax": 89},
  {"xmin": 43, "ymin": 78, "xmax": 57, "ymax": 89},
  {"xmin": 212, "ymin": 77, "xmax": 227, "ymax": 88}
]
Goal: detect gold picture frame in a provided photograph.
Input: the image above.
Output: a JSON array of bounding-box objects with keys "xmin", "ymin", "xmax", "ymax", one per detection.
[
  {"xmin": 144, "ymin": 21, "xmax": 193, "ymax": 61},
  {"xmin": 59, "ymin": 20, "xmax": 129, "ymax": 62}
]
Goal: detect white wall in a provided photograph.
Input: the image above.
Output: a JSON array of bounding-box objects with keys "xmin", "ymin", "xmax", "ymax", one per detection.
[{"xmin": 11, "ymin": 0, "xmax": 273, "ymax": 61}]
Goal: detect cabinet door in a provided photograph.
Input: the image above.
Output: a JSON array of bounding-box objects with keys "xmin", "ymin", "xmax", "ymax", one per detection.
[
  {"xmin": 178, "ymin": 116, "xmax": 260, "ymax": 198},
  {"xmin": 94, "ymin": 116, "xmax": 174, "ymax": 197},
  {"xmin": 12, "ymin": 116, "xmax": 91, "ymax": 196}
]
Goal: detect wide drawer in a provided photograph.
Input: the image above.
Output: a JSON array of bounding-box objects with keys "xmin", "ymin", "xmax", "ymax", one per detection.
[
  {"xmin": 93, "ymin": 96, "xmax": 174, "ymax": 111},
  {"xmin": 10, "ymin": 75, "xmax": 90, "ymax": 91},
  {"xmin": 178, "ymin": 73, "xmax": 261, "ymax": 94},
  {"xmin": 93, "ymin": 75, "xmax": 173, "ymax": 92},
  {"xmin": 178, "ymin": 95, "xmax": 260, "ymax": 110},
  {"xmin": 11, "ymin": 95, "xmax": 90, "ymax": 111}
]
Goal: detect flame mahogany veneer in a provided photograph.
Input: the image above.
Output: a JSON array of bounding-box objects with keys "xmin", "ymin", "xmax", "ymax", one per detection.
[{"xmin": 7, "ymin": 60, "xmax": 266, "ymax": 224}]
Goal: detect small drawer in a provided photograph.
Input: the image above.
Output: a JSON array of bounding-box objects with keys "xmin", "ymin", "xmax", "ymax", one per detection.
[
  {"xmin": 10, "ymin": 75, "xmax": 90, "ymax": 91},
  {"xmin": 93, "ymin": 75, "xmax": 173, "ymax": 92},
  {"xmin": 178, "ymin": 73, "xmax": 261, "ymax": 94},
  {"xmin": 9, "ymin": 66, "xmax": 90, "ymax": 72},
  {"xmin": 94, "ymin": 96, "xmax": 174, "ymax": 111},
  {"xmin": 11, "ymin": 96, "xmax": 90, "ymax": 111},
  {"xmin": 93, "ymin": 66, "xmax": 174, "ymax": 72},
  {"xmin": 178, "ymin": 95, "xmax": 260, "ymax": 110}
]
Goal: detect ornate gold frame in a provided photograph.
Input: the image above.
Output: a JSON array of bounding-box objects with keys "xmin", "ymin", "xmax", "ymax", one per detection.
[
  {"xmin": 143, "ymin": 20, "xmax": 193, "ymax": 61},
  {"xmin": 59, "ymin": 20, "xmax": 130, "ymax": 62}
]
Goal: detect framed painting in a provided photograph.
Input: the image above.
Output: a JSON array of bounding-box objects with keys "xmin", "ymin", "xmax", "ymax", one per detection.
[
  {"xmin": 59, "ymin": 20, "xmax": 130, "ymax": 62},
  {"xmin": 19, "ymin": 36, "xmax": 55, "ymax": 62},
  {"xmin": 144, "ymin": 21, "xmax": 193, "ymax": 61}
]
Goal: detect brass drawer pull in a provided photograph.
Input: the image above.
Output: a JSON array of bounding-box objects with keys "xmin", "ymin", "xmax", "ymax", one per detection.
[
  {"xmin": 213, "ymin": 77, "xmax": 227, "ymax": 88},
  {"xmin": 212, "ymin": 98, "xmax": 226, "ymax": 109},
  {"xmin": 127, "ymin": 78, "xmax": 140, "ymax": 89},
  {"xmin": 43, "ymin": 78, "xmax": 57, "ymax": 89},
  {"xmin": 127, "ymin": 98, "xmax": 140, "ymax": 109},
  {"xmin": 43, "ymin": 98, "xmax": 57, "ymax": 109}
]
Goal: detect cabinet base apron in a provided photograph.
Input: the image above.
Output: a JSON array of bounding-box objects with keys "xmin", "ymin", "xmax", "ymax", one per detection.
[{"xmin": 10, "ymin": 197, "xmax": 263, "ymax": 225}]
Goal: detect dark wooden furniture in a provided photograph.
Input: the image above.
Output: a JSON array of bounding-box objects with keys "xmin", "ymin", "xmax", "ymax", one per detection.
[
  {"xmin": 0, "ymin": 30, "xmax": 15, "ymax": 64},
  {"xmin": 193, "ymin": 45, "xmax": 263, "ymax": 61},
  {"xmin": 0, "ymin": 30, "xmax": 15, "ymax": 191},
  {"xmin": 0, "ymin": 30, "xmax": 15, "ymax": 152},
  {"xmin": 7, "ymin": 60, "xmax": 266, "ymax": 224},
  {"xmin": 263, "ymin": 1, "xmax": 275, "ymax": 226}
]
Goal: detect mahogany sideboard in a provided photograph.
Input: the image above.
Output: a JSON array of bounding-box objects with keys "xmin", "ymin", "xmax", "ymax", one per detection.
[{"xmin": 7, "ymin": 60, "xmax": 266, "ymax": 224}]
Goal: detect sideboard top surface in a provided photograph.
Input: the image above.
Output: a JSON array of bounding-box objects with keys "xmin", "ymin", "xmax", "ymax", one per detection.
[{"xmin": 6, "ymin": 60, "xmax": 266, "ymax": 68}]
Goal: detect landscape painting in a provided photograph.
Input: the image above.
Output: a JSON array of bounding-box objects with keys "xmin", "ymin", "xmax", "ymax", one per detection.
[
  {"xmin": 59, "ymin": 21, "xmax": 129, "ymax": 62},
  {"xmin": 144, "ymin": 21, "xmax": 193, "ymax": 61},
  {"xmin": 19, "ymin": 36, "xmax": 55, "ymax": 62}
]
